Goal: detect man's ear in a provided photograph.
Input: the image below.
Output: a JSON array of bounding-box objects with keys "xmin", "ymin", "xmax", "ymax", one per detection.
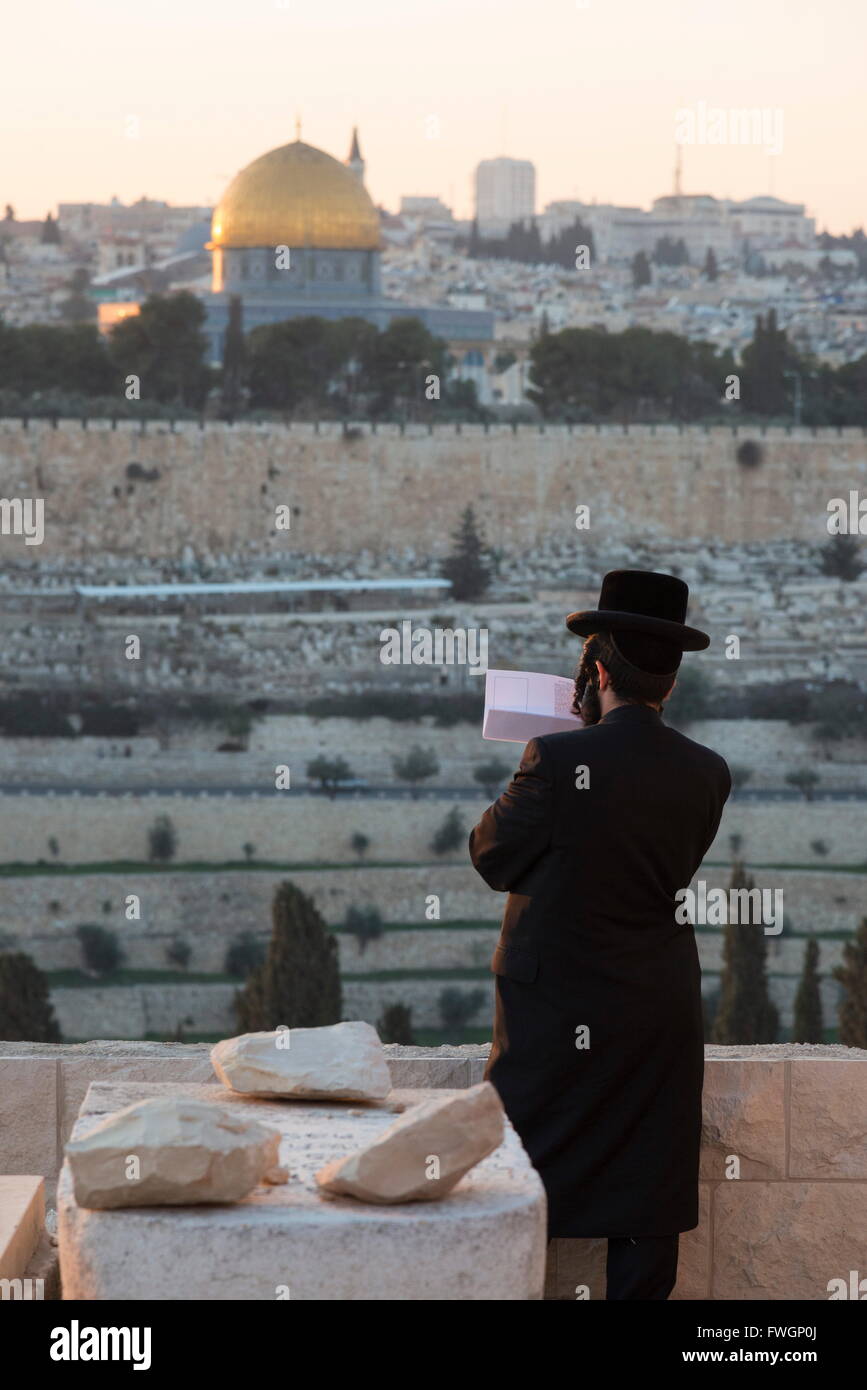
[
  {"xmin": 662, "ymin": 676, "xmax": 677, "ymax": 704},
  {"xmin": 595, "ymin": 660, "xmax": 609, "ymax": 690}
]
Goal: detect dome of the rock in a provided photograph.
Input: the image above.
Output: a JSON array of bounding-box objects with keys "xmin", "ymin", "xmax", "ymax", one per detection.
[{"xmin": 210, "ymin": 139, "xmax": 380, "ymax": 251}]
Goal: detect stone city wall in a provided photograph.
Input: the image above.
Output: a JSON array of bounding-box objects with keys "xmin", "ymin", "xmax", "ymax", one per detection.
[{"xmin": 1, "ymin": 420, "xmax": 866, "ymax": 566}]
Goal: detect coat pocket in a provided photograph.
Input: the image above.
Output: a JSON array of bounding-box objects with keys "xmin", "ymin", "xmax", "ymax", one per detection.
[{"xmin": 490, "ymin": 942, "xmax": 539, "ymax": 983}]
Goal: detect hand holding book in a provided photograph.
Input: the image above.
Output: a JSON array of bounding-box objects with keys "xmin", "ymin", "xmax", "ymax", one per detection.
[{"xmin": 482, "ymin": 669, "xmax": 584, "ymax": 743}]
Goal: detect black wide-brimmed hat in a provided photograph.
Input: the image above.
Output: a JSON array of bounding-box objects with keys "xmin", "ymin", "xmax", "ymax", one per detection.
[{"xmin": 566, "ymin": 570, "xmax": 710, "ymax": 673}]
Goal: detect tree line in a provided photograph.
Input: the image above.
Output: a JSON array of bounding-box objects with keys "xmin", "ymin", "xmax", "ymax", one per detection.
[
  {"xmin": 466, "ymin": 215, "xmax": 596, "ymax": 269},
  {"xmin": 0, "ymin": 293, "xmax": 477, "ymax": 420},
  {"xmin": 4, "ymin": 870, "xmax": 867, "ymax": 1047},
  {"xmin": 2, "ymin": 292, "xmax": 867, "ymax": 424},
  {"xmin": 528, "ymin": 310, "xmax": 867, "ymax": 425}
]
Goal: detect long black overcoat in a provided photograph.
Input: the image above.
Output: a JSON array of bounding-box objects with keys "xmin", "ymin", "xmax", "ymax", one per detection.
[{"xmin": 469, "ymin": 703, "xmax": 731, "ymax": 1238}]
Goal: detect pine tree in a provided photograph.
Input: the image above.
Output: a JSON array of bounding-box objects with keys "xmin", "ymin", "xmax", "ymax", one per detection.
[
  {"xmin": 820, "ymin": 533, "xmax": 863, "ymax": 581},
  {"xmin": 0, "ymin": 952, "xmax": 61, "ymax": 1041},
  {"xmin": 792, "ymin": 937, "xmax": 823, "ymax": 1043},
  {"xmin": 704, "ymin": 247, "xmax": 718, "ymax": 281},
  {"xmin": 440, "ymin": 506, "xmax": 491, "ymax": 600},
  {"xmin": 235, "ymin": 881, "xmax": 341, "ymax": 1031},
  {"xmin": 712, "ymin": 861, "xmax": 779, "ymax": 1044},
  {"xmin": 835, "ymin": 917, "xmax": 867, "ymax": 1048},
  {"xmin": 431, "ymin": 806, "xmax": 466, "ymax": 856}
]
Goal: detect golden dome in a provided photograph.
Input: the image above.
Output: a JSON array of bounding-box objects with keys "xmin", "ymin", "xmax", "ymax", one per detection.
[{"xmin": 210, "ymin": 139, "xmax": 381, "ymax": 251}]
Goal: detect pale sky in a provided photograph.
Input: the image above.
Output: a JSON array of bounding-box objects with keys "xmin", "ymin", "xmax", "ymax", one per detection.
[{"xmin": 3, "ymin": 0, "xmax": 863, "ymax": 232}]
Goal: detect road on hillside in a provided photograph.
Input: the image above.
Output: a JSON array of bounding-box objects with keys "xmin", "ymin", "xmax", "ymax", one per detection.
[{"xmin": 0, "ymin": 784, "xmax": 865, "ymax": 802}]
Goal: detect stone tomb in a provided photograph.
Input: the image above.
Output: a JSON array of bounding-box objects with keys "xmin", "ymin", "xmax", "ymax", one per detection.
[{"xmin": 58, "ymin": 1081, "xmax": 546, "ymax": 1300}]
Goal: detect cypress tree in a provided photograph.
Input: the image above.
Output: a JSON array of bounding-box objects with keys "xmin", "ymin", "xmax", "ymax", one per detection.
[
  {"xmin": 221, "ymin": 294, "xmax": 245, "ymax": 415},
  {"xmin": 632, "ymin": 250, "xmax": 652, "ymax": 288},
  {"xmin": 792, "ymin": 937, "xmax": 823, "ymax": 1043},
  {"xmin": 712, "ymin": 860, "xmax": 779, "ymax": 1044},
  {"xmin": 0, "ymin": 952, "xmax": 61, "ymax": 1041},
  {"xmin": 835, "ymin": 917, "xmax": 867, "ymax": 1048},
  {"xmin": 235, "ymin": 881, "xmax": 341, "ymax": 1031},
  {"xmin": 41, "ymin": 212, "xmax": 61, "ymax": 245}
]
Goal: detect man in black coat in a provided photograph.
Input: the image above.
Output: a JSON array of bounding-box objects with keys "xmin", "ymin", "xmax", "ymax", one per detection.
[{"xmin": 469, "ymin": 571, "xmax": 731, "ymax": 1300}]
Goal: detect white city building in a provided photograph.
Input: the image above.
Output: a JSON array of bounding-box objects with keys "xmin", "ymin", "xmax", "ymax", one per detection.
[{"xmin": 475, "ymin": 158, "xmax": 536, "ymax": 236}]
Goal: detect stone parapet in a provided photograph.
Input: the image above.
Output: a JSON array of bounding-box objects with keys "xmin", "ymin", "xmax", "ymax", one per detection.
[{"xmin": 1, "ymin": 1042, "xmax": 865, "ymax": 1299}]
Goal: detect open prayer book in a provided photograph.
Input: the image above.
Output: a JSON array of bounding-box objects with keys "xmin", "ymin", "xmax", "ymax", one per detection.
[{"xmin": 482, "ymin": 669, "xmax": 584, "ymax": 743}]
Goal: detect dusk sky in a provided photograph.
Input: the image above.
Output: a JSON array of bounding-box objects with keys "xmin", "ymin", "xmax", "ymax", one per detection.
[{"xmin": 4, "ymin": 0, "xmax": 863, "ymax": 232}]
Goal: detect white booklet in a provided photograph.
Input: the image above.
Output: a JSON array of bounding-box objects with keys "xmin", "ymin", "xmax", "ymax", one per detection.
[{"xmin": 482, "ymin": 669, "xmax": 584, "ymax": 743}]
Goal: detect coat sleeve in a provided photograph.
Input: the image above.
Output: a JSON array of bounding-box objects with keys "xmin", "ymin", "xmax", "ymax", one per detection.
[
  {"xmin": 698, "ymin": 756, "xmax": 732, "ymax": 861},
  {"xmin": 469, "ymin": 737, "xmax": 554, "ymax": 892}
]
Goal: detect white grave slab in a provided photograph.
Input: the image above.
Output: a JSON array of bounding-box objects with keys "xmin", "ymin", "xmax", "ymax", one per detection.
[{"xmin": 58, "ymin": 1082, "xmax": 546, "ymax": 1301}]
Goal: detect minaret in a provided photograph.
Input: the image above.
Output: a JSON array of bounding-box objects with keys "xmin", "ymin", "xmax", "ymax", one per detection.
[{"xmin": 347, "ymin": 127, "xmax": 365, "ymax": 184}]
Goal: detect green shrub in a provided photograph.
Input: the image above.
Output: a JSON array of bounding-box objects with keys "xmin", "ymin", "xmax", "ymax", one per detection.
[
  {"xmin": 392, "ymin": 745, "xmax": 439, "ymax": 797},
  {"xmin": 438, "ymin": 986, "xmax": 486, "ymax": 1031},
  {"xmin": 224, "ymin": 933, "xmax": 265, "ymax": 980},
  {"xmin": 148, "ymin": 814, "xmax": 177, "ymax": 863},
  {"xmin": 306, "ymin": 755, "xmax": 355, "ymax": 797},
  {"xmin": 473, "ymin": 759, "xmax": 510, "ymax": 798},
  {"xmin": 75, "ymin": 924, "xmax": 124, "ymax": 978},
  {"xmin": 165, "ymin": 937, "xmax": 192, "ymax": 969},
  {"xmin": 350, "ymin": 832, "xmax": 370, "ymax": 860},
  {"xmin": 377, "ymin": 1002, "xmax": 415, "ymax": 1044},
  {"xmin": 344, "ymin": 905, "xmax": 384, "ymax": 953},
  {"xmin": 431, "ymin": 806, "xmax": 466, "ymax": 856}
]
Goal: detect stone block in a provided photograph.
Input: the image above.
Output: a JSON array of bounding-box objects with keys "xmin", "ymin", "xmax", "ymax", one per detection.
[
  {"xmin": 0, "ymin": 1059, "xmax": 58, "ymax": 1188},
  {"xmin": 387, "ymin": 1055, "xmax": 471, "ymax": 1089},
  {"xmin": 0, "ymin": 1175, "xmax": 44, "ymax": 1281},
  {"xmin": 789, "ymin": 1058, "xmax": 867, "ymax": 1178},
  {"xmin": 700, "ymin": 1059, "xmax": 786, "ymax": 1179},
  {"xmin": 711, "ymin": 1182, "xmax": 867, "ymax": 1299}
]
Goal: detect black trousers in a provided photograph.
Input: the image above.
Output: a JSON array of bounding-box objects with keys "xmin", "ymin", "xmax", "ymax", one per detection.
[{"xmin": 605, "ymin": 1234, "xmax": 679, "ymax": 1300}]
